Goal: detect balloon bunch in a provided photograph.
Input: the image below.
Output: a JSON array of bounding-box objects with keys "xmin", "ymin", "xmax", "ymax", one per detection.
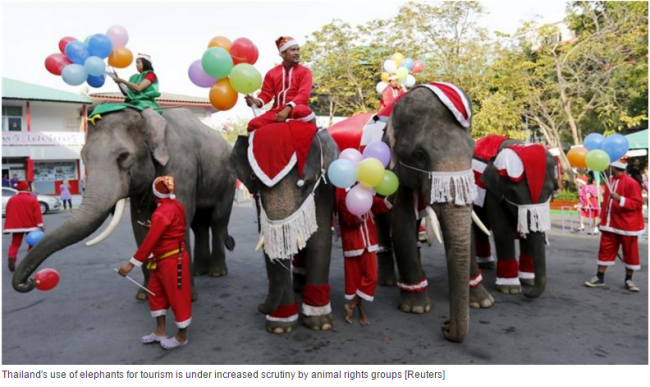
[
  {"xmin": 188, "ymin": 36, "xmax": 262, "ymax": 111},
  {"xmin": 567, "ymin": 132, "xmax": 630, "ymax": 190},
  {"xmin": 376, "ymin": 53, "xmax": 424, "ymax": 94},
  {"xmin": 45, "ymin": 25, "xmax": 133, "ymax": 88},
  {"xmin": 328, "ymin": 142, "xmax": 399, "ymax": 216}
]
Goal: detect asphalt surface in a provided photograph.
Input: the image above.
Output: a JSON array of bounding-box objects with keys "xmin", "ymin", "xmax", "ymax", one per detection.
[{"xmin": 1, "ymin": 198, "xmax": 648, "ymax": 365}]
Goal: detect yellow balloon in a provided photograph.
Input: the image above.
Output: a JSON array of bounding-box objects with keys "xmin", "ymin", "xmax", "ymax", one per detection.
[
  {"xmin": 381, "ymin": 72, "xmax": 389, "ymax": 82},
  {"xmin": 357, "ymin": 158, "xmax": 385, "ymax": 187},
  {"xmin": 391, "ymin": 53, "xmax": 404, "ymax": 68}
]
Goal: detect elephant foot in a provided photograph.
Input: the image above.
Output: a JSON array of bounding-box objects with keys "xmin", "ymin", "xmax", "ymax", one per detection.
[
  {"xmin": 398, "ymin": 292, "xmax": 432, "ymax": 314},
  {"xmin": 496, "ymin": 284, "xmax": 522, "ymax": 294},
  {"xmin": 478, "ymin": 261, "xmax": 495, "ymax": 270},
  {"xmin": 470, "ymin": 284, "xmax": 495, "ymax": 309},
  {"xmin": 301, "ymin": 313, "xmax": 335, "ymax": 331},
  {"xmin": 266, "ymin": 320, "xmax": 297, "ymax": 335},
  {"xmin": 377, "ymin": 253, "xmax": 397, "ymax": 287},
  {"xmin": 258, "ymin": 302, "xmax": 273, "ymax": 315},
  {"xmin": 135, "ymin": 288, "xmax": 148, "ymax": 301},
  {"xmin": 441, "ymin": 319, "xmax": 466, "ymax": 343},
  {"xmin": 193, "ymin": 268, "xmax": 209, "ymax": 276},
  {"xmin": 520, "ymin": 278, "xmax": 535, "ymax": 286},
  {"xmin": 208, "ymin": 263, "xmax": 228, "ymax": 278},
  {"xmin": 292, "ymin": 273, "xmax": 306, "ymax": 294}
]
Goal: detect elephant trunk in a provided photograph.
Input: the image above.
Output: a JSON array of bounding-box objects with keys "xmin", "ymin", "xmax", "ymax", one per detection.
[{"xmin": 524, "ymin": 232, "xmax": 546, "ymax": 298}]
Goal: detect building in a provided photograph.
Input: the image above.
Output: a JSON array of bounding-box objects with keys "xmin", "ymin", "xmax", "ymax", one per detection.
[{"xmin": 89, "ymin": 92, "xmax": 214, "ymax": 121}]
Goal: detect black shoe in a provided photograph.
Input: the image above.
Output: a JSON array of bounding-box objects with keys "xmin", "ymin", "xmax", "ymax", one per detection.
[{"xmin": 8, "ymin": 257, "xmax": 16, "ymax": 272}]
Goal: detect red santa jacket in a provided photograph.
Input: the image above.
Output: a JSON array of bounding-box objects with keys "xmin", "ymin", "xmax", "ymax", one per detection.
[
  {"xmin": 599, "ymin": 173, "xmax": 645, "ymax": 236},
  {"xmin": 379, "ymin": 85, "xmax": 405, "ymax": 111},
  {"xmin": 336, "ymin": 188, "xmax": 392, "ymax": 257},
  {"xmin": 3, "ymin": 192, "xmax": 44, "ymax": 234},
  {"xmin": 255, "ymin": 63, "xmax": 312, "ymax": 110},
  {"xmin": 130, "ymin": 198, "xmax": 187, "ymax": 266}
]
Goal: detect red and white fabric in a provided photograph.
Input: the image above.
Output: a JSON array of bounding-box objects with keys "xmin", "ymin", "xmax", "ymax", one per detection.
[
  {"xmin": 496, "ymin": 259, "xmax": 520, "ymax": 286},
  {"xmin": 247, "ymin": 105, "xmax": 316, "ymax": 132},
  {"xmin": 469, "ymin": 271, "xmax": 483, "ymax": 288},
  {"xmin": 599, "ymin": 173, "xmax": 645, "ymax": 236},
  {"xmin": 473, "ymin": 135, "xmax": 508, "ymax": 207},
  {"xmin": 397, "ymin": 278, "xmax": 429, "ymax": 293},
  {"xmin": 417, "ymin": 82, "xmax": 471, "ymax": 128},
  {"xmin": 3, "ymin": 191, "xmax": 43, "ymax": 234},
  {"xmin": 379, "ymin": 85, "xmax": 406, "ymax": 111},
  {"xmin": 267, "ymin": 302, "xmax": 299, "ymax": 323},
  {"xmin": 597, "ymin": 232, "xmax": 640, "ymax": 270},
  {"xmin": 302, "ymin": 283, "xmax": 331, "ymax": 316},
  {"xmin": 328, "ymin": 112, "xmax": 384, "ymax": 152},
  {"xmin": 8, "ymin": 232, "xmax": 32, "ymax": 261},
  {"xmin": 519, "ymin": 254, "xmax": 535, "ymax": 280},
  {"xmin": 344, "ymin": 251, "xmax": 377, "ymax": 301}
]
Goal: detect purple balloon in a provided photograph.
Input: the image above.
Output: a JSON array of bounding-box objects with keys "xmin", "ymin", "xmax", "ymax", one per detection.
[
  {"xmin": 345, "ymin": 185, "xmax": 374, "ymax": 216},
  {"xmin": 106, "ymin": 25, "xmax": 129, "ymax": 48},
  {"xmin": 188, "ymin": 60, "xmax": 217, "ymax": 88},
  {"xmin": 363, "ymin": 141, "xmax": 391, "ymax": 167},
  {"xmin": 339, "ymin": 148, "xmax": 363, "ymax": 166}
]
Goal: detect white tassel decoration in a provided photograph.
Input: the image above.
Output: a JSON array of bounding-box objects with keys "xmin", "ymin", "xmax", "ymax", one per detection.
[
  {"xmin": 515, "ymin": 200, "xmax": 551, "ymax": 236},
  {"xmin": 429, "ymin": 169, "xmax": 477, "ymax": 206}
]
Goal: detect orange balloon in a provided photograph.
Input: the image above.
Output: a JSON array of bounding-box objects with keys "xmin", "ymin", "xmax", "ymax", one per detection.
[
  {"xmin": 209, "ymin": 79, "xmax": 238, "ymax": 111},
  {"xmin": 567, "ymin": 146, "xmax": 588, "ymax": 168},
  {"xmin": 108, "ymin": 46, "xmax": 133, "ymax": 69},
  {"xmin": 208, "ymin": 36, "xmax": 232, "ymax": 52}
]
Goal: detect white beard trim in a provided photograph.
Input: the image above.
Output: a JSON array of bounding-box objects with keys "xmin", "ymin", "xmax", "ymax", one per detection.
[
  {"xmin": 511, "ymin": 199, "xmax": 551, "ymax": 236},
  {"xmin": 429, "ymin": 169, "xmax": 477, "ymax": 206}
]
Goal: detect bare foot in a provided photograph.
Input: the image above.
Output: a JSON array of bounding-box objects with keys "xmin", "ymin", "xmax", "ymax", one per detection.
[
  {"xmin": 344, "ymin": 303, "xmax": 354, "ymax": 324},
  {"xmin": 359, "ymin": 304, "xmax": 370, "ymax": 326}
]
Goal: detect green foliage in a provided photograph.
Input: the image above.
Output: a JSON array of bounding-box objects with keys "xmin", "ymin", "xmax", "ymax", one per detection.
[{"xmin": 554, "ymin": 189, "xmax": 578, "ymax": 201}]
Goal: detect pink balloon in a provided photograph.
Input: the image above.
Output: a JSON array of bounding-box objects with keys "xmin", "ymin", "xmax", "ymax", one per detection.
[
  {"xmin": 345, "ymin": 185, "xmax": 374, "ymax": 216},
  {"xmin": 412, "ymin": 60, "xmax": 424, "ymax": 74},
  {"xmin": 106, "ymin": 25, "xmax": 129, "ymax": 48},
  {"xmin": 339, "ymin": 148, "xmax": 363, "ymax": 166},
  {"xmin": 58, "ymin": 37, "xmax": 77, "ymax": 54},
  {"xmin": 362, "ymin": 141, "xmax": 391, "ymax": 167}
]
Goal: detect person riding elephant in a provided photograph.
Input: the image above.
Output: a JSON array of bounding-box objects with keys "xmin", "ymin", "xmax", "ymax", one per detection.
[
  {"xmin": 112, "ymin": 53, "xmax": 161, "ymax": 111},
  {"xmin": 12, "ymin": 107, "xmax": 236, "ymax": 300}
]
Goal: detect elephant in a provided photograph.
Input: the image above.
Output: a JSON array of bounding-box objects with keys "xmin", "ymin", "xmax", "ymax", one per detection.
[
  {"xmin": 229, "ymin": 125, "xmax": 339, "ymax": 334},
  {"xmin": 469, "ymin": 138, "xmax": 558, "ymax": 300},
  {"xmin": 13, "ymin": 107, "xmax": 236, "ymax": 299}
]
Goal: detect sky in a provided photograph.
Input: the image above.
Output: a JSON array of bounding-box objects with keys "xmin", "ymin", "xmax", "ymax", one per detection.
[{"xmin": 1, "ymin": 0, "xmax": 568, "ymax": 124}]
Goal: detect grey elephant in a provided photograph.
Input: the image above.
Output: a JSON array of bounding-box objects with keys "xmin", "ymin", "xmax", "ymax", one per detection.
[
  {"xmin": 469, "ymin": 137, "xmax": 558, "ymax": 299},
  {"xmin": 13, "ymin": 108, "xmax": 236, "ymax": 298},
  {"xmin": 229, "ymin": 122, "xmax": 338, "ymax": 334}
]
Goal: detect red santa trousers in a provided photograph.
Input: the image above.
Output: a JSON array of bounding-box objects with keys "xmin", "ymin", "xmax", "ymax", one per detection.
[
  {"xmin": 344, "ymin": 251, "xmax": 377, "ymax": 302},
  {"xmin": 597, "ymin": 231, "xmax": 640, "ymax": 270},
  {"xmin": 9, "ymin": 232, "xmax": 31, "ymax": 259},
  {"xmin": 147, "ymin": 250, "xmax": 192, "ymax": 328},
  {"xmin": 247, "ymin": 105, "xmax": 315, "ymax": 132}
]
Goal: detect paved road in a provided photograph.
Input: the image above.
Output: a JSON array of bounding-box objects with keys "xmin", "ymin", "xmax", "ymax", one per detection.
[{"xmin": 2, "ymin": 199, "xmax": 647, "ymax": 365}]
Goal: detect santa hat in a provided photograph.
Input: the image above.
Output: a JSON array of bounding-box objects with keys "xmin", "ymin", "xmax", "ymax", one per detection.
[
  {"xmin": 388, "ymin": 74, "xmax": 398, "ymax": 81},
  {"xmin": 136, "ymin": 53, "xmax": 152, "ymax": 64},
  {"xmin": 16, "ymin": 180, "xmax": 29, "ymax": 191},
  {"xmin": 153, "ymin": 176, "xmax": 176, "ymax": 199},
  {"xmin": 276, "ymin": 36, "xmax": 299, "ymax": 53},
  {"xmin": 576, "ymin": 174, "xmax": 588, "ymax": 185},
  {"xmin": 611, "ymin": 160, "xmax": 628, "ymax": 170}
]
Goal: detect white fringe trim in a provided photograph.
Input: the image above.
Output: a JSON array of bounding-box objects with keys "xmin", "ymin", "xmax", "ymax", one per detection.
[
  {"xmin": 397, "ymin": 279, "xmax": 428, "ymax": 291},
  {"xmin": 259, "ymin": 193, "xmax": 318, "ymax": 260},
  {"xmin": 509, "ymin": 199, "xmax": 551, "ymax": 236},
  {"xmin": 302, "ymin": 302, "xmax": 332, "ymax": 316},
  {"xmin": 429, "ymin": 169, "xmax": 477, "ymax": 206},
  {"xmin": 266, "ymin": 314, "xmax": 299, "ymax": 323},
  {"xmin": 496, "ymin": 277, "xmax": 521, "ymax": 286},
  {"xmin": 469, "ymin": 274, "xmax": 483, "ymax": 287}
]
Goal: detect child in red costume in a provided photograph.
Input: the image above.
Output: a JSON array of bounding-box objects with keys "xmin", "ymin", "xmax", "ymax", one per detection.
[
  {"xmin": 118, "ymin": 176, "xmax": 191, "ymax": 349},
  {"xmin": 3, "ymin": 180, "xmax": 44, "ymax": 272}
]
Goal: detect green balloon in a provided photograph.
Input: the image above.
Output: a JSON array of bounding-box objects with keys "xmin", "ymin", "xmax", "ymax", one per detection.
[
  {"xmin": 201, "ymin": 47, "xmax": 233, "ymax": 79},
  {"xmin": 374, "ymin": 170, "xmax": 399, "ymax": 196},
  {"xmin": 585, "ymin": 149, "xmax": 611, "ymax": 172},
  {"xmin": 396, "ymin": 66, "xmax": 409, "ymax": 81},
  {"xmin": 229, "ymin": 63, "xmax": 263, "ymax": 94}
]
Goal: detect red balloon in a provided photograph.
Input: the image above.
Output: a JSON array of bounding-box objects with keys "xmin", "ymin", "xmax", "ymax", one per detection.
[
  {"xmin": 45, "ymin": 53, "xmax": 72, "ymax": 76},
  {"xmin": 412, "ymin": 60, "xmax": 424, "ymax": 74},
  {"xmin": 230, "ymin": 38, "xmax": 259, "ymax": 65},
  {"xmin": 34, "ymin": 268, "xmax": 60, "ymax": 291},
  {"xmin": 58, "ymin": 36, "xmax": 77, "ymax": 54}
]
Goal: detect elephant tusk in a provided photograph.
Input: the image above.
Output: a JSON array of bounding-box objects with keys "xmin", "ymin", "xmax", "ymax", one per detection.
[
  {"xmin": 296, "ymin": 234, "xmax": 304, "ymax": 250},
  {"xmin": 472, "ymin": 210, "xmax": 491, "ymax": 236},
  {"xmin": 255, "ymin": 235, "xmax": 265, "ymax": 251},
  {"xmin": 86, "ymin": 198, "xmax": 126, "ymax": 247},
  {"xmin": 425, "ymin": 206, "xmax": 442, "ymax": 245}
]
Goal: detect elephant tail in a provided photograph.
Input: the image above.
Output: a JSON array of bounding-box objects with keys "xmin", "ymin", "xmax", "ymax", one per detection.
[{"xmin": 225, "ymin": 234, "xmax": 236, "ymax": 251}]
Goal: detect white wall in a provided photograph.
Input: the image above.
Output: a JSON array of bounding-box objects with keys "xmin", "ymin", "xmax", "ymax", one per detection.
[{"xmin": 30, "ymin": 101, "xmax": 84, "ymax": 132}]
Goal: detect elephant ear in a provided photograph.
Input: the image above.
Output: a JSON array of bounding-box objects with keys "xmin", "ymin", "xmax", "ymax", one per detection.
[
  {"xmin": 141, "ymin": 108, "xmax": 169, "ymax": 166},
  {"xmin": 481, "ymin": 163, "xmax": 504, "ymax": 201},
  {"xmin": 229, "ymin": 135, "xmax": 258, "ymax": 194}
]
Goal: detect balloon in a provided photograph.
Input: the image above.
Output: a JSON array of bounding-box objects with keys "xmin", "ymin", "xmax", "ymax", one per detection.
[
  {"xmin": 567, "ymin": 146, "xmax": 588, "ymax": 168},
  {"xmin": 412, "ymin": 60, "xmax": 424, "ymax": 74},
  {"xmin": 106, "ymin": 25, "xmax": 129, "ymax": 48},
  {"xmin": 404, "ymin": 74, "xmax": 416, "ymax": 88},
  {"xmin": 87, "ymin": 34, "xmax": 113, "ymax": 59},
  {"xmin": 383, "ymin": 59, "xmax": 397, "ymax": 73},
  {"xmin": 391, "ymin": 53, "xmax": 404, "ymax": 67},
  {"xmin": 402, "ymin": 58, "xmax": 414, "ymax": 71},
  {"xmin": 363, "ymin": 141, "xmax": 391, "ymax": 167},
  {"xmin": 585, "ymin": 150, "xmax": 611, "ymax": 172},
  {"xmin": 202, "ymin": 47, "xmax": 234, "ymax": 79},
  {"xmin": 34, "ymin": 268, "xmax": 60, "ymax": 291},
  {"xmin": 375, "ymin": 170, "xmax": 399, "ymax": 196},
  {"xmin": 209, "ymin": 78, "xmax": 238, "ymax": 111},
  {"xmin": 376, "ymin": 81, "xmax": 388, "ymax": 94},
  {"xmin": 601, "ymin": 134, "xmax": 630, "ymax": 162},
  {"xmin": 84, "ymin": 56, "xmax": 106, "ymax": 76},
  {"xmin": 583, "ymin": 133, "xmax": 605, "ymax": 151},
  {"xmin": 396, "ymin": 67, "xmax": 409, "ymax": 81},
  {"xmin": 339, "ymin": 148, "xmax": 363, "ymax": 166},
  {"xmin": 381, "ymin": 72, "xmax": 389, "ymax": 82},
  {"xmin": 45, "ymin": 53, "xmax": 72, "ymax": 76},
  {"xmin": 58, "ymin": 36, "xmax": 77, "ymax": 54},
  {"xmin": 87, "ymin": 74, "xmax": 106, "ymax": 88},
  {"xmin": 357, "ymin": 158, "xmax": 385, "ymax": 187},
  {"xmin": 64, "ymin": 41, "xmax": 90, "ymax": 65},
  {"xmin": 62, "ymin": 64, "xmax": 88, "ymax": 86},
  {"xmin": 345, "ymin": 185, "xmax": 374, "ymax": 216},
  {"xmin": 229, "ymin": 63, "xmax": 263, "ymax": 94},
  {"xmin": 26, "ymin": 230, "xmax": 44, "ymax": 246},
  {"xmin": 327, "ymin": 159, "xmax": 357, "ymax": 189},
  {"xmin": 230, "ymin": 38, "xmax": 259, "ymax": 65},
  {"xmin": 107, "ymin": 46, "xmax": 133, "ymax": 68},
  {"xmin": 208, "ymin": 36, "xmax": 232, "ymax": 52},
  {"xmin": 188, "ymin": 60, "xmax": 217, "ymax": 88}
]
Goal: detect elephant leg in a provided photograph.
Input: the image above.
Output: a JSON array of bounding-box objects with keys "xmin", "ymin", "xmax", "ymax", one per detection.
[
  {"xmin": 485, "ymin": 194, "xmax": 521, "ymax": 295},
  {"xmin": 260, "ymin": 255, "xmax": 298, "ymax": 334},
  {"xmin": 470, "ymin": 226, "xmax": 495, "ymax": 309},
  {"xmin": 292, "ymin": 252, "xmax": 306, "ymax": 294},
  {"xmin": 191, "ymin": 213, "xmax": 211, "ymax": 276},
  {"xmin": 179, "ymin": 193, "xmax": 198, "ymax": 302},
  {"xmin": 474, "ymin": 205, "xmax": 495, "ymax": 270},
  {"xmin": 522, "ymin": 232, "xmax": 547, "ymax": 298},
  {"xmin": 518, "ymin": 236, "xmax": 535, "ymax": 286},
  {"xmin": 375, "ymin": 212, "xmax": 396, "ymax": 286},
  {"xmin": 208, "ymin": 206, "xmax": 230, "ymax": 278}
]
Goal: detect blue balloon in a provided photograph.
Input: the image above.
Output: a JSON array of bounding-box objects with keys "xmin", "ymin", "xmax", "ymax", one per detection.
[
  {"xmin": 583, "ymin": 133, "xmax": 605, "ymax": 151},
  {"xmin": 65, "ymin": 41, "xmax": 90, "ymax": 65},
  {"xmin": 601, "ymin": 134, "xmax": 629, "ymax": 162},
  {"xmin": 61, "ymin": 64, "xmax": 88, "ymax": 86},
  {"xmin": 402, "ymin": 58, "xmax": 414, "ymax": 71},
  {"xmin": 87, "ymin": 74, "xmax": 106, "ymax": 88},
  {"xmin": 327, "ymin": 159, "xmax": 357, "ymax": 189},
  {"xmin": 26, "ymin": 230, "xmax": 44, "ymax": 247},
  {"xmin": 84, "ymin": 56, "xmax": 106, "ymax": 76},
  {"xmin": 87, "ymin": 34, "xmax": 113, "ymax": 59}
]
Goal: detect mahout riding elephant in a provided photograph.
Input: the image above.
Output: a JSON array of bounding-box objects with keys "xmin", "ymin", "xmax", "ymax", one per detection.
[
  {"xmin": 229, "ymin": 122, "xmax": 338, "ymax": 334},
  {"xmin": 13, "ymin": 108, "xmax": 236, "ymax": 299}
]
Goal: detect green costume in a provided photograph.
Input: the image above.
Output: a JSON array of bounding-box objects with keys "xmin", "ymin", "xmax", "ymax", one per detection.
[{"xmin": 88, "ymin": 71, "xmax": 161, "ymax": 124}]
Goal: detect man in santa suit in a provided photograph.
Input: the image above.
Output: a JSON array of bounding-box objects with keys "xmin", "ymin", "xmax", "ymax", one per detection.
[
  {"xmin": 336, "ymin": 188, "xmax": 392, "ymax": 325},
  {"xmin": 3, "ymin": 180, "xmax": 44, "ymax": 272},
  {"xmin": 244, "ymin": 36, "xmax": 316, "ymax": 132},
  {"xmin": 379, "ymin": 74, "xmax": 406, "ymax": 111},
  {"xmin": 118, "ymin": 176, "xmax": 192, "ymax": 349},
  {"xmin": 585, "ymin": 160, "xmax": 645, "ymax": 292}
]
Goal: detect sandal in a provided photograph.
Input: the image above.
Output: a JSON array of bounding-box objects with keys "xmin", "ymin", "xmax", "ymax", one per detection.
[
  {"xmin": 141, "ymin": 333, "xmax": 167, "ymax": 344},
  {"xmin": 161, "ymin": 336, "xmax": 188, "ymax": 350},
  {"xmin": 625, "ymin": 279, "xmax": 640, "ymax": 292}
]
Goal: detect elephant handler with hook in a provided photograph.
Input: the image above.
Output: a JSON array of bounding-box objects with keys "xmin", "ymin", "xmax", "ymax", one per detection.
[{"xmin": 118, "ymin": 176, "xmax": 192, "ymax": 350}]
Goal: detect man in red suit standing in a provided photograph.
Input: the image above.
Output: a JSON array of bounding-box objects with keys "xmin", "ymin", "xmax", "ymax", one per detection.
[
  {"xmin": 379, "ymin": 74, "xmax": 406, "ymax": 111},
  {"xmin": 244, "ymin": 36, "xmax": 316, "ymax": 132},
  {"xmin": 3, "ymin": 180, "xmax": 44, "ymax": 272}
]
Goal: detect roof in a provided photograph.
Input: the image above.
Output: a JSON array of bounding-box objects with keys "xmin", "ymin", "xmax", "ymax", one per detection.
[
  {"xmin": 2, "ymin": 78, "xmax": 93, "ymax": 104},
  {"xmin": 625, "ymin": 129, "xmax": 648, "ymax": 149},
  {"xmin": 89, "ymin": 92, "xmax": 211, "ymax": 107}
]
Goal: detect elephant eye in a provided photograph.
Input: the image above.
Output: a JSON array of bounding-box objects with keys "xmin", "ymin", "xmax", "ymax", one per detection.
[
  {"xmin": 412, "ymin": 149, "xmax": 428, "ymax": 164},
  {"xmin": 117, "ymin": 152, "xmax": 132, "ymax": 169}
]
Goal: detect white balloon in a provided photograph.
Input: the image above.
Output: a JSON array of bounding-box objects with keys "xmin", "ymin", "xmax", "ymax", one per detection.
[
  {"xmin": 383, "ymin": 59, "xmax": 397, "ymax": 73},
  {"xmin": 404, "ymin": 75, "xmax": 416, "ymax": 88},
  {"xmin": 376, "ymin": 81, "xmax": 388, "ymax": 94}
]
